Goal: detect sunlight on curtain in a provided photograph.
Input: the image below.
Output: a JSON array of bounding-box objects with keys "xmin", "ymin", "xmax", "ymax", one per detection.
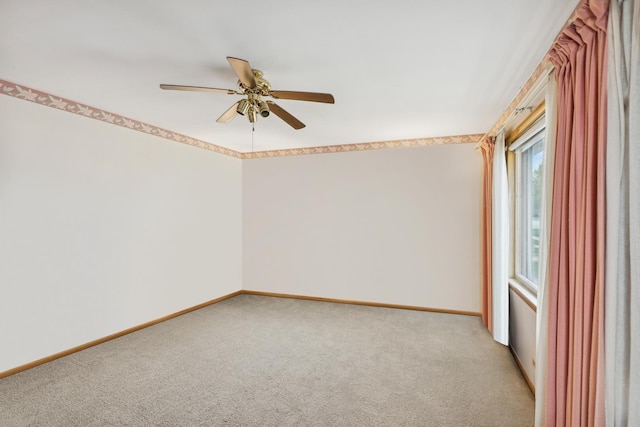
[
  {"xmin": 534, "ymin": 71, "xmax": 557, "ymax": 427},
  {"xmin": 605, "ymin": 0, "xmax": 640, "ymax": 424},
  {"xmin": 492, "ymin": 130, "xmax": 509, "ymax": 345}
]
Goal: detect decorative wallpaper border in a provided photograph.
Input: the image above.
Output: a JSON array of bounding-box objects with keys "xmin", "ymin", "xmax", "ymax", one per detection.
[
  {"xmin": 0, "ymin": 79, "xmax": 243, "ymax": 159},
  {"xmin": 243, "ymin": 134, "xmax": 484, "ymax": 159},
  {"xmin": 479, "ymin": 60, "xmax": 551, "ymax": 146},
  {"xmin": 0, "ymin": 79, "xmax": 481, "ymax": 158},
  {"xmin": 479, "ymin": 0, "xmax": 591, "ymax": 145}
]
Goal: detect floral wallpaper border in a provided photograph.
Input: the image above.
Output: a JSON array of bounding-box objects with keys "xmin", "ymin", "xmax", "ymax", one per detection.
[
  {"xmin": 1, "ymin": 79, "xmax": 481, "ymax": 158},
  {"xmin": 478, "ymin": 0, "xmax": 590, "ymax": 147},
  {"xmin": 0, "ymin": 79, "xmax": 243, "ymax": 159},
  {"xmin": 479, "ymin": 60, "xmax": 551, "ymax": 146},
  {"xmin": 243, "ymin": 134, "xmax": 483, "ymax": 159}
]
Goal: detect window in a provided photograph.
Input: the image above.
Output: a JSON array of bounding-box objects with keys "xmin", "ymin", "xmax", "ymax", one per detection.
[{"xmin": 512, "ymin": 123, "xmax": 545, "ymax": 291}]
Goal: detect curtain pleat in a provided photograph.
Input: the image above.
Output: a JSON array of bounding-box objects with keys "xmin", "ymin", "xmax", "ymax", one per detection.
[
  {"xmin": 545, "ymin": 0, "xmax": 609, "ymax": 425},
  {"xmin": 479, "ymin": 132, "xmax": 508, "ymax": 345},
  {"xmin": 479, "ymin": 138, "xmax": 495, "ymax": 332}
]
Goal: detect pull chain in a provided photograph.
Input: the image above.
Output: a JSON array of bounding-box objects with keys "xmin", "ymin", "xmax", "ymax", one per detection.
[{"xmin": 252, "ymin": 123, "xmax": 255, "ymax": 153}]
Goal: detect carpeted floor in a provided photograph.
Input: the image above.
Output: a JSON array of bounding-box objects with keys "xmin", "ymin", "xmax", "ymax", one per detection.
[{"xmin": 0, "ymin": 294, "xmax": 534, "ymax": 426}]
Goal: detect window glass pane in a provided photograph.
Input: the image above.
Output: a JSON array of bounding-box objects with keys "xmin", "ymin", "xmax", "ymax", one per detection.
[{"xmin": 518, "ymin": 136, "xmax": 544, "ymax": 286}]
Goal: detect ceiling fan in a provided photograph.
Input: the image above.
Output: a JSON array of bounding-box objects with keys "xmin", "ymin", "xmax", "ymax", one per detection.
[{"xmin": 160, "ymin": 57, "xmax": 335, "ymax": 130}]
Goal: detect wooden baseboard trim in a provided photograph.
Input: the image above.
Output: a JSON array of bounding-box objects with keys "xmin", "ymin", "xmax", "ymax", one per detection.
[
  {"xmin": 0, "ymin": 290, "xmax": 242, "ymax": 380},
  {"xmin": 509, "ymin": 346, "xmax": 536, "ymax": 396},
  {"xmin": 241, "ymin": 290, "xmax": 482, "ymax": 317},
  {"xmin": 1, "ymin": 289, "xmax": 480, "ymax": 379}
]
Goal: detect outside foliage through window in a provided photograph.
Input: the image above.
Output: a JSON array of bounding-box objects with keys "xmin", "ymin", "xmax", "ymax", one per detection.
[{"xmin": 515, "ymin": 129, "xmax": 544, "ymax": 290}]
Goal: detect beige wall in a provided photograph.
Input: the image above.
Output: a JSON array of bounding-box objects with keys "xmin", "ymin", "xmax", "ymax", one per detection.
[
  {"xmin": 243, "ymin": 144, "xmax": 482, "ymax": 312},
  {"xmin": 1, "ymin": 92, "xmax": 485, "ymax": 374},
  {"xmin": 0, "ymin": 96, "xmax": 243, "ymax": 372}
]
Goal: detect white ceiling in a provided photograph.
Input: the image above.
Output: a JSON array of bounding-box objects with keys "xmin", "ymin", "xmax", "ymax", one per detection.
[{"xmin": 1, "ymin": 0, "xmax": 579, "ymax": 153}]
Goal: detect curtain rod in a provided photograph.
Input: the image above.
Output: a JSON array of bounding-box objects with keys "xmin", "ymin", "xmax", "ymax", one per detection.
[
  {"xmin": 475, "ymin": 0, "xmax": 585, "ymax": 150},
  {"xmin": 506, "ymin": 101, "xmax": 546, "ymax": 145},
  {"xmin": 475, "ymin": 65, "xmax": 553, "ymax": 150}
]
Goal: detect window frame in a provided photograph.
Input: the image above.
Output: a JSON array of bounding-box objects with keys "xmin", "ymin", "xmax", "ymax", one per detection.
[{"xmin": 509, "ymin": 117, "xmax": 545, "ymax": 295}]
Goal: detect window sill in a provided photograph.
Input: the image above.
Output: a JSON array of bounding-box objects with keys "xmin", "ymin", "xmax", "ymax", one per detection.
[{"xmin": 509, "ymin": 278, "xmax": 538, "ymax": 312}]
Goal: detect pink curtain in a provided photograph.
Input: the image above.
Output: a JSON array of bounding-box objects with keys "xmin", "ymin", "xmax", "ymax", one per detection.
[
  {"xmin": 479, "ymin": 138, "xmax": 495, "ymax": 332},
  {"xmin": 545, "ymin": 0, "xmax": 609, "ymax": 425}
]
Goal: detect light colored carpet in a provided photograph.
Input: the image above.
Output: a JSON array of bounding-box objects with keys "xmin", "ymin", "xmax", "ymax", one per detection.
[{"xmin": 0, "ymin": 294, "xmax": 533, "ymax": 426}]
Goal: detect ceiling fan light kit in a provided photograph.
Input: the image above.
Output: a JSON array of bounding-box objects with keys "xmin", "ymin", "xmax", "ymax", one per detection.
[
  {"xmin": 236, "ymin": 99, "xmax": 249, "ymax": 116},
  {"xmin": 160, "ymin": 57, "xmax": 335, "ymax": 130}
]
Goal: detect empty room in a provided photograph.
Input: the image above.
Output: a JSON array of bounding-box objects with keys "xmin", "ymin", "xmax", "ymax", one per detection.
[{"xmin": 1, "ymin": 0, "xmax": 637, "ymax": 425}]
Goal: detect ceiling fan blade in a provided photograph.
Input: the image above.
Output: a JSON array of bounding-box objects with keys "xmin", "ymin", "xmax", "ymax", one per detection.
[
  {"xmin": 267, "ymin": 101, "xmax": 305, "ymax": 129},
  {"xmin": 160, "ymin": 84, "xmax": 238, "ymax": 94},
  {"xmin": 216, "ymin": 101, "xmax": 240, "ymax": 123},
  {"xmin": 270, "ymin": 90, "xmax": 335, "ymax": 104},
  {"xmin": 227, "ymin": 57, "xmax": 256, "ymax": 89}
]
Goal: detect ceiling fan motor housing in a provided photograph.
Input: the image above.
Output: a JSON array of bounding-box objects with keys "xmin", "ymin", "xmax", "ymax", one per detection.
[
  {"xmin": 237, "ymin": 74, "xmax": 271, "ymax": 118},
  {"xmin": 160, "ymin": 57, "xmax": 333, "ymax": 130}
]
